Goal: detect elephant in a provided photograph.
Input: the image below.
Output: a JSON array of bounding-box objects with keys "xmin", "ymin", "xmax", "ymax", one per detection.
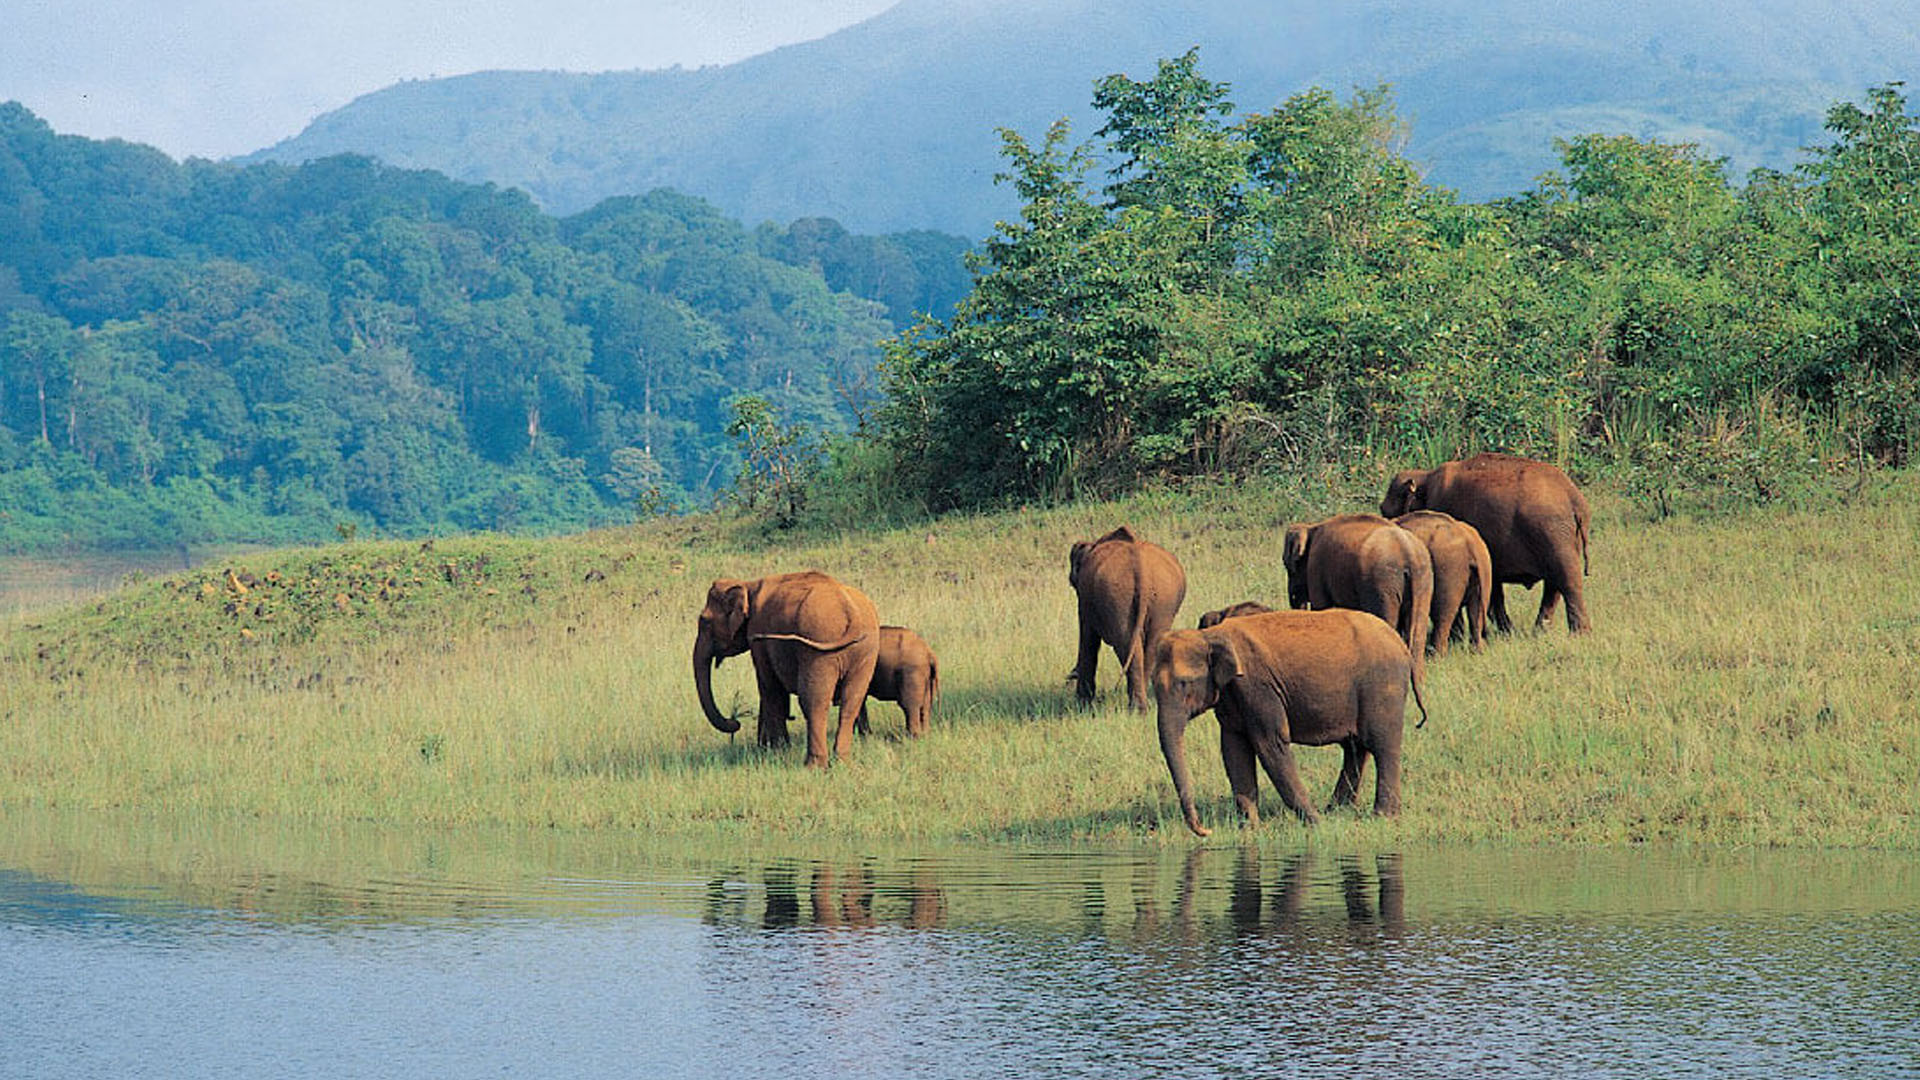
[
  {"xmin": 850, "ymin": 625, "xmax": 940, "ymax": 738},
  {"xmin": 1281, "ymin": 514, "xmax": 1433, "ymax": 685},
  {"xmin": 1197, "ymin": 601, "xmax": 1274, "ymax": 629},
  {"xmin": 693, "ymin": 570, "xmax": 880, "ymax": 767},
  {"xmin": 1151, "ymin": 608, "xmax": 1425, "ymax": 835},
  {"xmin": 1379, "ymin": 452, "xmax": 1592, "ymax": 633},
  {"xmin": 1393, "ymin": 510, "xmax": 1492, "ymax": 655},
  {"xmin": 1069, "ymin": 525, "xmax": 1188, "ymax": 711}
]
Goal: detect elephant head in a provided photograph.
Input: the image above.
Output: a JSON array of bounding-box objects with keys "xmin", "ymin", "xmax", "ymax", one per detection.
[
  {"xmin": 1197, "ymin": 601, "xmax": 1274, "ymax": 629},
  {"xmin": 1379, "ymin": 469, "xmax": 1429, "ymax": 517},
  {"xmin": 693, "ymin": 578, "xmax": 753, "ymax": 734},
  {"xmin": 1151, "ymin": 628, "xmax": 1244, "ymax": 837},
  {"xmin": 1281, "ymin": 523, "xmax": 1313, "ymax": 609}
]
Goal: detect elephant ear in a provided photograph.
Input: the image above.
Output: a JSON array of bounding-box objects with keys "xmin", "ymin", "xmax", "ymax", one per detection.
[
  {"xmin": 1068, "ymin": 541, "xmax": 1091, "ymax": 586},
  {"xmin": 1382, "ymin": 470, "xmax": 1424, "ymax": 515},
  {"xmin": 1207, "ymin": 634, "xmax": 1245, "ymax": 690},
  {"xmin": 714, "ymin": 580, "xmax": 751, "ymax": 643},
  {"xmin": 1282, "ymin": 524, "xmax": 1311, "ymax": 572}
]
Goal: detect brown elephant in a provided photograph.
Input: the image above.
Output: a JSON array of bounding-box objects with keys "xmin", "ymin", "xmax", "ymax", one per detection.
[
  {"xmin": 1281, "ymin": 514, "xmax": 1432, "ymax": 685},
  {"xmin": 693, "ymin": 571, "xmax": 880, "ymax": 767},
  {"xmin": 1152, "ymin": 609, "xmax": 1425, "ymax": 835},
  {"xmin": 850, "ymin": 625, "xmax": 940, "ymax": 738},
  {"xmin": 1069, "ymin": 525, "xmax": 1188, "ymax": 711},
  {"xmin": 1197, "ymin": 601, "xmax": 1274, "ymax": 629},
  {"xmin": 1393, "ymin": 510, "xmax": 1492, "ymax": 655},
  {"xmin": 1379, "ymin": 452, "xmax": 1592, "ymax": 633}
]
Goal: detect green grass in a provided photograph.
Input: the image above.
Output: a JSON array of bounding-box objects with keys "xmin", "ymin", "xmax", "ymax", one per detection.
[{"xmin": 3, "ymin": 471, "xmax": 1917, "ymax": 847}]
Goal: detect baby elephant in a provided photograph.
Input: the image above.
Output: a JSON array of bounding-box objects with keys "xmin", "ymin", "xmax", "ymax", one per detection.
[
  {"xmin": 850, "ymin": 626, "xmax": 940, "ymax": 738},
  {"xmin": 1196, "ymin": 601, "xmax": 1274, "ymax": 629},
  {"xmin": 1394, "ymin": 510, "xmax": 1493, "ymax": 655},
  {"xmin": 1152, "ymin": 609, "xmax": 1426, "ymax": 836}
]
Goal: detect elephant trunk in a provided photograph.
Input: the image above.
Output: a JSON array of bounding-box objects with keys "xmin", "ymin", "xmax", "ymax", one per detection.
[
  {"xmin": 1157, "ymin": 702, "xmax": 1211, "ymax": 837},
  {"xmin": 693, "ymin": 634, "xmax": 740, "ymax": 734}
]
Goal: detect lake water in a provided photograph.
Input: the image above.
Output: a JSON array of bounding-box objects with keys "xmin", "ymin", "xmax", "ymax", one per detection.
[{"xmin": 2, "ymin": 812, "xmax": 1916, "ymax": 1079}]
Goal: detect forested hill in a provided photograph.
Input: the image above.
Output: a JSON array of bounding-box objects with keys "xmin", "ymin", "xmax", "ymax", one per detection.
[
  {"xmin": 243, "ymin": 0, "xmax": 1920, "ymax": 235},
  {"xmin": 0, "ymin": 104, "xmax": 971, "ymax": 552}
]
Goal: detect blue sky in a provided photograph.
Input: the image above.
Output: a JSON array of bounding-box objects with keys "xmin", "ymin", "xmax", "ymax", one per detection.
[{"xmin": 2, "ymin": 0, "xmax": 897, "ymax": 160}]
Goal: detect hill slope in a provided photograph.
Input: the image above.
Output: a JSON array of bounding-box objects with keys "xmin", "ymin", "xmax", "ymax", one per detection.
[{"xmin": 244, "ymin": 0, "xmax": 1920, "ymax": 234}]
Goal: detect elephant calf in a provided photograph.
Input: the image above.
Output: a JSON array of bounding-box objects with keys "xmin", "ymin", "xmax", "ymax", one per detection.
[
  {"xmin": 1069, "ymin": 525, "xmax": 1187, "ymax": 711},
  {"xmin": 1152, "ymin": 609, "xmax": 1425, "ymax": 836},
  {"xmin": 1394, "ymin": 510, "xmax": 1492, "ymax": 655},
  {"xmin": 851, "ymin": 625, "xmax": 940, "ymax": 737}
]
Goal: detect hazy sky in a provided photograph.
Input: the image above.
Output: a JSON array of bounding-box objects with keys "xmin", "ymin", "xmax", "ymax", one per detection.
[{"xmin": 3, "ymin": 0, "xmax": 900, "ymax": 160}]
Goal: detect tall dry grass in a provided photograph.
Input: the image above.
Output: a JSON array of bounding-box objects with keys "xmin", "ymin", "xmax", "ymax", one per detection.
[{"xmin": 2, "ymin": 473, "xmax": 1916, "ymax": 846}]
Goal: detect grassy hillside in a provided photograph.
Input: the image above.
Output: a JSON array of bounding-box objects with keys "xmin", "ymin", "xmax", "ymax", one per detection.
[
  {"xmin": 244, "ymin": 0, "xmax": 1920, "ymax": 234},
  {"xmin": 4, "ymin": 470, "xmax": 1917, "ymax": 847}
]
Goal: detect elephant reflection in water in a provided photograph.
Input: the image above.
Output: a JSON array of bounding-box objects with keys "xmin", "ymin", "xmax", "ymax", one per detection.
[
  {"xmin": 1126, "ymin": 849, "xmax": 1405, "ymax": 942},
  {"xmin": 708, "ymin": 862, "xmax": 946, "ymax": 931}
]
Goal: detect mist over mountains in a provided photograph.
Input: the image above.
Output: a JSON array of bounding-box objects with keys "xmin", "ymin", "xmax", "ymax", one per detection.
[{"xmin": 244, "ymin": 0, "xmax": 1920, "ymax": 236}]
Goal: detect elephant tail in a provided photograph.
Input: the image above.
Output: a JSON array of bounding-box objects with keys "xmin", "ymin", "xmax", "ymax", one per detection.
[
  {"xmin": 1124, "ymin": 562, "xmax": 1152, "ymax": 678},
  {"xmin": 751, "ymin": 630, "xmax": 870, "ymax": 652},
  {"xmin": 1579, "ymin": 512, "xmax": 1591, "ymax": 577},
  {"xmin": 1408, "ymin": 653, "xmax": 1430, "ymax": 730}
]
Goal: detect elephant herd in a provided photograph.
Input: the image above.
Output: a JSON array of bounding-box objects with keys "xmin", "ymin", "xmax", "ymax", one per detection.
[{"xmin": 693, "ymin": 452, "xmax": 1593, "ymax": 832}]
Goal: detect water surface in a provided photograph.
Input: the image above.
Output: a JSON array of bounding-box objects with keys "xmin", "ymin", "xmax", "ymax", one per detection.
[{"xmin": 3, "ymin": 812, "xmax": 1915, "ymax": 1078}]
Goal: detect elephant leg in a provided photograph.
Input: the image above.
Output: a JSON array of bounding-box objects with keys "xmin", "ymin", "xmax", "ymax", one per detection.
[
  {"xmin": 831, "ymin": 656, "xmax": 878, "ymax": 763},
  {"xmin": 794, "ymin": 677, "xmax": 838, "ymax": 767},
  {"xmin": 1562, "ymin": 579, "xmax": 1591, "ymax": 634},
  {"xmin": 1488, "ymin": 582, "xmax": 1514, "ymax": 634},
  {"xmin": 1553, "ymin": 551, "xmax": 1592, "ymax": 634},
  {"xmin": 904, "ymin": 675, "xmax": 930, "ymax": 737},
  {"xmin": 1073, "ymin": 618, "xmax": 1101, "ymax": 705},
  {"xmin": 1220, "ymin": 725, "xmax": 1261, "ymax": 827},
  {"xmin": 1121, "ymin": 641, "xmax": 1151, "ymax": 712},
  {"xmin": 1330, "ymin": 739, "xmax": 1368, "ymax": 808},
  {"xmin": 1370, "ymin": 733, "xmax": 1403, "ymax": 816},
  {"xmin": 754, "ymin": 665, "xmax": 791, "ymax": 748},
  {"xmin": 1250, "ymin": 729, "xmax": 1320, "ymax": 825},
  {"xmin": 1534, "ymin": 581, "xmax": 1563, "ymax": 633},
  {"xmin": 1466, "ymin": 580, "xmax": 1488, "ymax": 652},
  {"xmin": 853, "ymin": 701, "xmax": 871, "ymax": 737}
]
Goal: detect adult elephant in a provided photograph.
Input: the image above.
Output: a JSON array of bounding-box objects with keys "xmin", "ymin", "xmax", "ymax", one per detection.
[
  {"xmin": 693, "ymin": 571, "xmax": 880, "ymax": 767},
  {"xmin": 1070, "ymin": 525, "xmax": 1188, "ymax": 711},
  {"xmin": 1393, "ymin": 510, "xmax": 1492, "ymax": 655},
  {"xmin": 1380, "ymin": 452, "xmax": 1592, "ymax": 634},
  {"xmin": 1151, "ymin": 609, "xmax": 1424, "ymax": 835},
  {"xmin": 1281, "ymin": 514, "xmax": 1432, "ymax": 685}
]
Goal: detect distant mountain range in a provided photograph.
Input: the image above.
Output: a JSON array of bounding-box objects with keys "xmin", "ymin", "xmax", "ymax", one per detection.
[{"xmin": 244, "ymin": 0, "xmax": 1918, "ymax": 236}]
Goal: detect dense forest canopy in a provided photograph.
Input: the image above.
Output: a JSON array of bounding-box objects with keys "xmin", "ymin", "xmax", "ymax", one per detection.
[
  {"xmin": 0, "ymin": 103, "xmax": 970, "ymax": 551},
  {"xmin": 6, "ymin": 51, "xmax": 1920, "ymax": 552},
  {"xmin": 876, "ymin": 57, "xmax": 1919, "ymax": 513}
]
